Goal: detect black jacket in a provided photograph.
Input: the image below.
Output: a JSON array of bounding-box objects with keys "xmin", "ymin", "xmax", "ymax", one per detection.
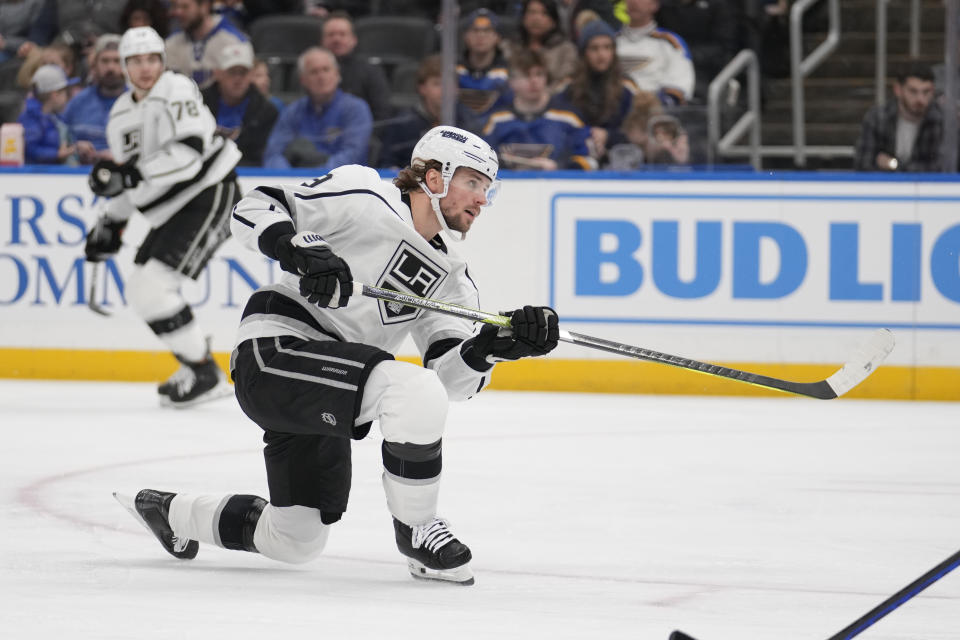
[
  {"xmin": 336, "ymin": 52, "xmax": 393, "ymax": 122},
  {"xmin": 201, "ymin": 84, "xmax": 279, "ymax": 167}
]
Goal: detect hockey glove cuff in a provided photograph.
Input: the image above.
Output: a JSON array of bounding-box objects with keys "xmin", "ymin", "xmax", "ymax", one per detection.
[
  {"xmin": 274, "ymin": 232, "xmax": 353, "ymax": 309},
  {"xmin": 460, "ymin": 305, "xmax": 560, "ymax": 369},
  {"xmin": 89, "ymin": 159, "xmax": 142, "ymax": 197},
  {"xmin": 84, "ymin": 217, "xmax": 128, "ymax": 262}
]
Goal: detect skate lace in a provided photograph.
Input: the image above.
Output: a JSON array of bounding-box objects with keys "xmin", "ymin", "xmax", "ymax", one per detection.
[
  {"xmin": 412, "ymin": 518, "xmax": 455, "ymax": 553},
  {"xmin": 169, "ymin": 366, "xmax": 197, "ymax": 396}
]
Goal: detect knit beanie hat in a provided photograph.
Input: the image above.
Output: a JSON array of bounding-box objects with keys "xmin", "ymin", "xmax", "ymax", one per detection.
[{"xmin": 578, "ymin": 19, "xmax": 617, "ymax": 52}]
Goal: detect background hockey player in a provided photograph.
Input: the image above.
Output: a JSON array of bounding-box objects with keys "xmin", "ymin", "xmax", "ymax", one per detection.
[
  {"xmin": 115, "ymin": 126, "xmax": 559, "ymax": 585},
  {"xmin": 84, "ymin": 26, "xmax": 243, "ymax": 407}
]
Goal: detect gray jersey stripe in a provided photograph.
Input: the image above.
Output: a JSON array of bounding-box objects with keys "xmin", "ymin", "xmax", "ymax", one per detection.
[
  {"xmin": 272, "ymin": 336, "xmax": 365, "ymax": 368},
  {"xmin": 252, "ymin": 339, "xmax": 358, "ymax": 391},
  {"xmin": 176, "ymin": 181, "xmax": 223, "ymax": 273}
]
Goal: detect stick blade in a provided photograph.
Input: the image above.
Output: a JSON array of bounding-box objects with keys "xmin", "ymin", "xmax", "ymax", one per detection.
[
  {"xmin": 670, "ymin": 631, "xmax": 700, "ymax": 640},
  {"xmin": 824, "ymin": 328, "xmax": 895, "ymax": 398}
]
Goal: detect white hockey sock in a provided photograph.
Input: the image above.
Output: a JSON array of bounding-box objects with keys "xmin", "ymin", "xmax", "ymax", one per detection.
[
  {"xmin": 160, "ymin": 322, "xmax": 209, "ymax": 363},
  {"xmin": 382, "ymin": 471, "xmax": 441, "ymax": 525},
  {"xmin": 167, "ymin": 493, "xmax": 226, "ymax": 546}
]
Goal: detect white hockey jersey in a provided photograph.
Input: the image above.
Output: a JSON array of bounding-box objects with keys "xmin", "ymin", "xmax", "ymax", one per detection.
[
  {"xmin": 230, "ymin": 165, "xmax": 492, "ymax": 401},
  {"xmin": 616, "ymin": 23, "xmax": 695, "ymax": 103},
  {"xmin": 102, "ymin": 71, "xmax": 242, "ymax": 226}
]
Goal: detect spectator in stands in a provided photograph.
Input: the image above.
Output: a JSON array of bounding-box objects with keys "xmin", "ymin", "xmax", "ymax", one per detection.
[
  {"xmin": 120, "ymin": 0, "xmax": 170, "ymax": 37},
  {"xmin": 605, "ymin": 90, "xmax": 689, "ymax": 167},
  {"xmin": 19, "ymin": 64, "xmax": 78, "ymax": 164},
  {"xmin": 61, "ymin": 34, "xmax": 124, "ymax": 164},
  {"xmin": 482, "ymin": 48, "xmax": 595, "ymax": 170},
  {"xmin": 165, "ymin": 0, "xmax": 248, "ymax": 89},
  {"xmin": 251, "ymin": 57, "xmax": 286, "ymax": 113},
  {"xmin": 16, "ymin": 42, "xmax": 78, "ymax": 93},
  {"xmin": 655, "ymin": 0, "xmax": 738, "ymax": 102},
  {"xmin": 263, "ymin": 47, "xmax": 372, "ymax": 169},
  {"xmin": 201, "ymin": 41, "xmax": 278, "ymax": 166},
  {"xmin": 503, "ymin": 0, "xmax": 579, "ymax": 93},
  {"xmin": 379, "ymin": 54, "xmax": 478, "ymax": 169},
  {"xmin": 457, "ymin": 8, "xmax": 510, "ymax": 121},
  {"xmin": 0, "ymin": 0, "xmax": 47, "ymax": 63},
  {"xmin": 559, "ymin": 19, "xmax": 636, "ymax": 164},
  {"xmin": 616, "ymin": 0, "xmax": 695, "ymax": 105},
  {"xmin": 606, "ymin": 90, "xmax": 663, "ymax": 169},
  {"xmin": 854, "ymin": 63, "xmax": 943, "ymax": 172},
  {"xmin": 320, "ymin": 10, "xmax": 392, "ymax": 122}
]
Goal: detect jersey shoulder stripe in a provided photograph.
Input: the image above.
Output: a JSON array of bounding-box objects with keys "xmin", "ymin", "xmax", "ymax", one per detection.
[{"xmin": 294, "ymin": 188, "xmax": 402, "ymax": 220}]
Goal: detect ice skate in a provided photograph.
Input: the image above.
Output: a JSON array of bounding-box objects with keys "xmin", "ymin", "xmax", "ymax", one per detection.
[
  {"xmin": 113, "ymin": 489, "xmax": 199, "ymax": 560},
  {"xmin": 394, "ymin": 517, "xmax": 474, "ymax": 585},
  {"xmin": 158, "ymin": 355, "xmax": 231, "ymax": 408}
]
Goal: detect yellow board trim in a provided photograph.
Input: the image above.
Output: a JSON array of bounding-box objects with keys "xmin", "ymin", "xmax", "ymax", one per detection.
[{"xmin": 1, "ymin": 348, "xmax": 957, "ymax": 401}]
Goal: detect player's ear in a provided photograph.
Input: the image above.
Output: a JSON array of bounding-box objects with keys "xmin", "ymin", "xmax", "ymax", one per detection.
[{"xmin": 425, "ymin": 167, "xmax": 443, "ymax": 192}]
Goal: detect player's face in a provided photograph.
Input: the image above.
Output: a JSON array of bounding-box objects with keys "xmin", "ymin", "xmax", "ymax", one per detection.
[
  {"xmin": 124, "ymin": 53, "xmax": 164, "ymax": 92},
  {"xmin": 584, "ymin": 36, "xmax": 615, "ymax": 73},
  {"xmin": 321, "ymin": 18, "xmax": 357, "ymax": 58},
  {"xmin": 440, "ymin": 167, "xmax": 492, "ymax": 234}
]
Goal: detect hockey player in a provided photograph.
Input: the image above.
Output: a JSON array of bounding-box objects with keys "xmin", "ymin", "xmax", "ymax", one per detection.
[
  {"xmin": 115, "ymin": 125, "xmax": 560, "ymax": 585},
  {"xmin": 84, "ymin": 26, "xmax": 243, "ymax": 407}
]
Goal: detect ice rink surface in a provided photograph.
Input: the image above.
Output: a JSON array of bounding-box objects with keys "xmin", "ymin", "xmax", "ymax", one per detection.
[{"xmin": 2, "ymin": 379, "xmax": 958, "ymax": 640}]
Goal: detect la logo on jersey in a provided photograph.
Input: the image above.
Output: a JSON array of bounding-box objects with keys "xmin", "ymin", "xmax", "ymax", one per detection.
[
  {"xmin": 121, "ymin": 128, "xmax": 142, "ymax": 154},
  {"xmin": 376, "ymin": 241, "xmax": 447, "ymax": 324}
]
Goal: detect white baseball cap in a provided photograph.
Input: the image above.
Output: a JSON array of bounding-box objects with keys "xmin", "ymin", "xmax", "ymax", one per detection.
[
  {"xmin": 31, "ymin": 64, "xmax": 80, "ymax": 94},
  {"xmin": 217, "ymin": 42, "xmax": 254, "ymax": 70}
]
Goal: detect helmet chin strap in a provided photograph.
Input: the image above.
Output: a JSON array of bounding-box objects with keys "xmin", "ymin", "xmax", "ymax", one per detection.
[{"xmin": 418, "ymin": 182, "xmax": 466, "ymax": 242}]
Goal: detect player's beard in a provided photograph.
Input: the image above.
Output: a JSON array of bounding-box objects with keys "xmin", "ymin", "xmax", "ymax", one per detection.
[{"xmin": 441, "ymin": 207, "xmax": 471, "ymax": 234}]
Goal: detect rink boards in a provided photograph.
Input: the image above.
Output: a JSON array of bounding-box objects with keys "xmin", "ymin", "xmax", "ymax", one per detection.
[{"xmin": 1, "ymin": 168, "xmax": 959, "ymax": 400}]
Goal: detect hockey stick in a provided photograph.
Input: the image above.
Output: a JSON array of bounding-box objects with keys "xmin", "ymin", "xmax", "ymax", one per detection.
[
  {"xmin": 670, "ymin": 546, "xmax": 960, "ymax": 640},
  {"xmin": 355, "ymin": 282, "xmax": 894, "ymax": 400},
  {"xmin": 87, "ymin": 261, "xmax": 111, "ymax": 316}
]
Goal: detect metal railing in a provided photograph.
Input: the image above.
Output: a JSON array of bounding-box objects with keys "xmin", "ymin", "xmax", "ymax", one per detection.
[
  {"xmin": 789, "ymin": 0, "xmax": 844, "ymax": 166},
  {"xmin": 706, "ymin": 49, "xmax": 761, "ymax": 169}
]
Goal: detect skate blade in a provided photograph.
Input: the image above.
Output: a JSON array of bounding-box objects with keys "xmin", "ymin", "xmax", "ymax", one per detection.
[
  {"xmin": 113, "ymin": 491, "xmax": 153, "ymax": 535},
  {"xmin": 159, "ymin": 381, "xmax": 233, "ymax": 409},
  {"xmin": 407, "ymin": 559, "xmax": 475, "ymax": 585},
  {"xmin": 112, "ymin": 491, "xmax": 198, "ymax": 559}
]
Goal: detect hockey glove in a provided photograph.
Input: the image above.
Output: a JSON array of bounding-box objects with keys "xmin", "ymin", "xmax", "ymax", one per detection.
[
  {"xmin": 275, "ymin": 231, "xmax": 353, "ymax": 309},
  {"xmin": 84, "ymin": 217, "xmax": 127, "ymax": 262},
  {"xmin": 88, "ymin": 159, "xmax": 142, "ymax": 197},
  {"xmin": 461, "ymin": 305, "xmax": 560, "ymax": 368}
]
